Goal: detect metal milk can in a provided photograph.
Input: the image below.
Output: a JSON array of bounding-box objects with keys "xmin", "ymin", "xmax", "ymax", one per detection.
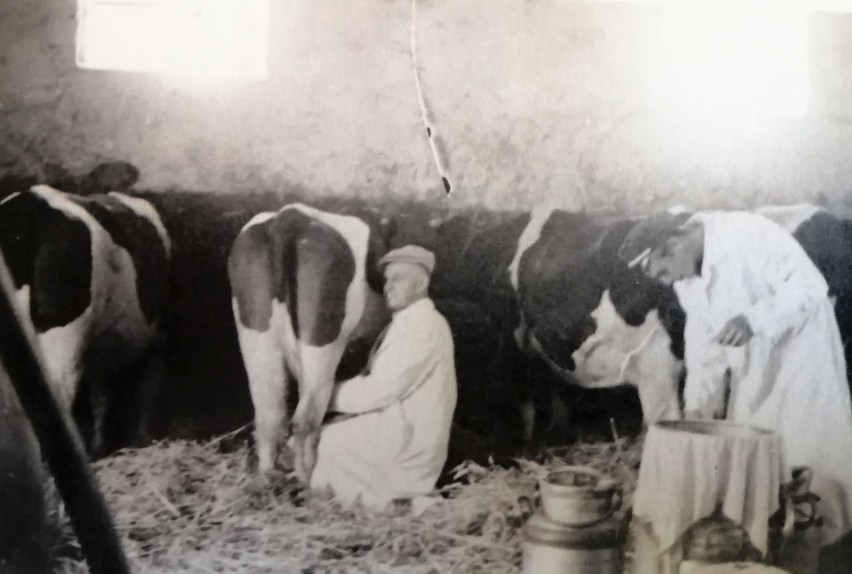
[
  {"xmin": 521, "ymin": 466, "xmax": 623, "ymax": 574},
  {"xmin": 771, "ymin": 467, "xmax": 822, "ymax": 574}
]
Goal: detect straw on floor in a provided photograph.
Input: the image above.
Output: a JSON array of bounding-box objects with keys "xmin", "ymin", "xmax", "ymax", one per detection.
[{"xmin": 51, "ymin": 430, "xmax": 643, "ymax": 573}]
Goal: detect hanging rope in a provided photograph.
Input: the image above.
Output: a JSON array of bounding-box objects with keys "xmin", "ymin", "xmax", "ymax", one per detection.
[{"xmin": 411, "ymin": 0, "xmax": 454, "ymax": 196}]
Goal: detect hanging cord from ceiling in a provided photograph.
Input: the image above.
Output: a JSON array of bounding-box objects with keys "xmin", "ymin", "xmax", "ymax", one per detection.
[{"xmin": 411, "ymin": 0, "xmax": 454, "ymax": 196}]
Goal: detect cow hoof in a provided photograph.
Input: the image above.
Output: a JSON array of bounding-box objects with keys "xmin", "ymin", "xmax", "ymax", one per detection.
[
  {"xmin": 291, "ymin": 432, "xmax": 320, "ymax": 485},
  {"xmin": 245, "ymin": 468, "xmax": 289, "ymax": 495}
]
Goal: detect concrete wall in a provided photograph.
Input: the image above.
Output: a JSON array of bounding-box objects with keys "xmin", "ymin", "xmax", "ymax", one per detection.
[{"xmin": 1, "ymin": 0, "xmax": 852, "ymax": 213}]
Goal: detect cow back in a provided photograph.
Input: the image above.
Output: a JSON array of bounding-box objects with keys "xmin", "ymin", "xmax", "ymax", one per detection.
[{"xmin": 67, "ymin": 193, "xmax": 170, "ymax": 324}]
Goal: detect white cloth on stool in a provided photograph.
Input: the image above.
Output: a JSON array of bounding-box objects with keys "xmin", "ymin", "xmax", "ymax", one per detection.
[
  {"xmin": 310, "ymin": 298, "xmax": 457, "ymax": 510},
  {"xmin": 673, "ymin": 211, "xmax": 852, "ymax": 546},
  {"xmin": 634, "ymin": 421, "xmax": 783, "ymax": 565}
]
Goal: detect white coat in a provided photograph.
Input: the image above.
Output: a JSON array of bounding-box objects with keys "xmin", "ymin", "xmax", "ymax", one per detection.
[
  {"xmin": 674, "ymin": 211, "xmax": 852, "ymax": 545},
  {"xmin": 310, "ymin": 298, "xmax": 457, "ymax": 510}
]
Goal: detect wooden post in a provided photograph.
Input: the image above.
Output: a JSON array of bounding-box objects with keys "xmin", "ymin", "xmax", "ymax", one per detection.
[{"xmin": 0, "ymin": 249, "xmax": 130, "ymax": 574}]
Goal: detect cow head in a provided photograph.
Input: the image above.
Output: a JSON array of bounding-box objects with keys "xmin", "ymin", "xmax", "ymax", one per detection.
[{"xmin": 80, "ymin": 161, "xmax": 140, "ymax": 195}]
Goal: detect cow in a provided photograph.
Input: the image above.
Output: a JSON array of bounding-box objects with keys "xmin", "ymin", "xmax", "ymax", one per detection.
[
  {"xmin": 505, "ymin": 207, "xmax": 686, "ymax": 443},
  {"xmin": 0, "ymin": 184, "xmax": 171, "ymax": 456},
  {"xmin": 228, "ymin": 203, "xmax": 394, "ymax": 485},
  {"xmin": 507, "ymin": 204, "xmax": 852, "ymax": 444}
]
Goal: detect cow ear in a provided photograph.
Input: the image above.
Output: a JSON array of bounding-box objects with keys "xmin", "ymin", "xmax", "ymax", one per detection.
[{"xmin": 83, "ymin": 161, "xmax": 140, "ymax": 194}]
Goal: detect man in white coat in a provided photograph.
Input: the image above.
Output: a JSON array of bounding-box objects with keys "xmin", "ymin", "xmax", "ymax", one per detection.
[
  {"xmin": 628, "ymin": 210, "xmax": 852, "ymax": 566},
  {"xmin": 310, "ymin": 245, "xmax": 457, "ymax": 510}
]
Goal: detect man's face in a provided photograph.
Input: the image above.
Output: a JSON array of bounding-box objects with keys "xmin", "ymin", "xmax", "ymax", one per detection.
[
  {"xmin": 643, "ymin": 234, "xmax": 700, "ymax": 286},
  {"xmin": 383, "ymin": 262, "xmax": 428, "ymax": 311}
]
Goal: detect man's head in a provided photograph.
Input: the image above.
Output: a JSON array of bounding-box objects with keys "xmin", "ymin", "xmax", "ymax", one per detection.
[
  {"xmin": 639, "ymin": 222, "xmax": 705, "ymax": 286},
  {"xmin": 378, "ymin": 245, "xmax": 435, "ymax": 311}
]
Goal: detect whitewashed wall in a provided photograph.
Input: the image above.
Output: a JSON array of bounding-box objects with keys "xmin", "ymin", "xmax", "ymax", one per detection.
[{"xmin": 1, "ymin": 0, "xmax": 851, "ymax": 213}]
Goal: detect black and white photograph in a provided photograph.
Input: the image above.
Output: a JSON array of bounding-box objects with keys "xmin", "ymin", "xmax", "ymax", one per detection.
[{"xmin": 1, "ymin": 0, "xmax": 852, "ymax": 572}]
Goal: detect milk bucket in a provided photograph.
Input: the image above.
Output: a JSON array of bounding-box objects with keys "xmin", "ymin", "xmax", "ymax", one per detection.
[{"xmin": 539, "ymin": 466, "xmax": 623, "ymax": 526}]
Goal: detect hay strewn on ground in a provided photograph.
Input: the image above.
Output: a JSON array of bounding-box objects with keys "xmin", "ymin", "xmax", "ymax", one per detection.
[{"xmin": 53, "ymin": 431, "xmax": 643, "ymax": 573}]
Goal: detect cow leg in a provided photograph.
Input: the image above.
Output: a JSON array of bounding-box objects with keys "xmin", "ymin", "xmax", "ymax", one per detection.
[
  {"xmin": 520, "ymin": 399, "xmax": 536, "ymax": 446},
  {"xmin": 291, "ymin": 343, "xmax": 343, "ymax": 484},
  {"xmin": 36, "ymin": 320, "xmax": 87, "ymax": 423},
  {"xmin": 87, "ymin": 376, "xmax": 108, "ymax": 458},
  {"xmin": 527, "ymin": 358, "xmax": 565, "ymax": 447},
  {"xmin": 131, "ymin": 352, "xmax": 165, "ymax": 447},
  {"xmin": 234, "ymin": 316, "xmax": 289, "ymax": 479},
  {"xmin": 517, "ymin": 361, "xmax": 557, "ymax": 455},
  {"xmin": 508, "ymin": 323, "xmax": 539, "ymax": 451},
  {"xmin": 546, "ymin": 389, "xmax": 571, "ymax": 438}
]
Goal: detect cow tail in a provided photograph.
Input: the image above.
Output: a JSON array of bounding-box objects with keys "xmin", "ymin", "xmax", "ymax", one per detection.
[
  {"xmin": 283, "ymin": 232, "xmax": 301, "ymax": 338},
  {"xmin": 411, "ymin": 0, "xmax": 454, "ymax": 196}
]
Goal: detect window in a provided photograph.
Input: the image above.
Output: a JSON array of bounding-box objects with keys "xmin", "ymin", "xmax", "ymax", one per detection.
[
  {"xmin": 76, "ymin": 0, "xmax": 269, "ymax": 82},
  {"xmin": 650, "ymin": 3, "xmax": 809, "ymax": 122}
]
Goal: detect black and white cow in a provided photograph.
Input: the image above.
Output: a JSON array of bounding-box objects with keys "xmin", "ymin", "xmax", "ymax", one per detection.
[
  {"xmin": 506, "ymin": 207, "xmax": 686, "ymax": 441},
  {"xmin": 507, "ymin": 204, "xmax": 852, "ymax": 442},
  {"xmin": 228, "ymin": 203, "xmax": 393, "ymax": 484},
  {"xmin": 0, "ymin": 184, "xmax": 171, "ymax": 455}
]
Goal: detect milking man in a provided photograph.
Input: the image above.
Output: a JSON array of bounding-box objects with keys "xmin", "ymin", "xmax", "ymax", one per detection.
[
  {"xmin": 622, "ymin": 210, "xmax": 852, "ymax": 567},
  {"xmin": 310, "ymin": 245, "xmax": 458, "ymax": 510}
]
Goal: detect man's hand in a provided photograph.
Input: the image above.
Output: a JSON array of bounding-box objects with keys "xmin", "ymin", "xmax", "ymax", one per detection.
[{"xmin": 714, "ymin": 314, "xmax": 753, "ymax": 347}]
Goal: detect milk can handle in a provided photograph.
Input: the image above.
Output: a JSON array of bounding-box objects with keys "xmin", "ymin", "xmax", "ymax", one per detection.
[
  {"xmin": 594, "ymin": 484, "xmax": 623, "ymax": 523},
  {"xmin": 517, "ymin": 486, "xmax": 540, "ymax": 519},
  {"xmin": 792, "ymin": 494, "xmax": 818, "ymax": 529},
  {"xmin": 787, "ymin": 466, "xmax": 818, "ymax": 530}
]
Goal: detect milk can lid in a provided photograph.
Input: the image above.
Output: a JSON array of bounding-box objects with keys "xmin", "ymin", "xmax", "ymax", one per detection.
[{"xmin": 523, "ymin": 510, "xmax": 620, "ymax": 549}]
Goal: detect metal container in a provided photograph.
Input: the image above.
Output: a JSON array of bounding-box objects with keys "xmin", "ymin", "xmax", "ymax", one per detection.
[
  {"xmin": 522, "ymin": 509, "xmax": 621, "ymax": 574},
  {"xmin": 681, "ymin": 562, "xmax": 792, "ymax": 574},
  {"xmin": 539, "ymin": 465, "xmax": 622, "ymax": 526},
  {"xmin": 773, "ymin": 467, "xmax": 821, "ymax": 574}
]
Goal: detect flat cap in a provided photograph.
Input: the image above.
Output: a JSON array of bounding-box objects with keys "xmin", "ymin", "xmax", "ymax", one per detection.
[
  {"xmin": 618, "ymin": 210, "xmax": 692, "ymax": 268},
  {"xmin": 378, "ymin": 245, "xmax": 435, "ymax": 276}
]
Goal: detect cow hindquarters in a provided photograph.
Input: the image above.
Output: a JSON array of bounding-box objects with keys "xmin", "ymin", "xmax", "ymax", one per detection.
[
  {"xmin": 233, "ymin": 300, "xmax": 289, "ymax": 477},
  {"xmin": 290, "ymin": 341, "xmax": 345, "ymax": 483}
]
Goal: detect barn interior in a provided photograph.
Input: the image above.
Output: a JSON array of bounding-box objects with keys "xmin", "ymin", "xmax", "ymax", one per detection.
[{"xmin": 2, "ymin": 0, "xmax": 852, "ymax": 572}]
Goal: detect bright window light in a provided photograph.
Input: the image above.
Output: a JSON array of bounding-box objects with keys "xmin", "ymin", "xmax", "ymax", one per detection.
[
  {"xmin": 649, "ymin": 2, "xmax": 809, "ymax": 125},
  {"xmin": 76, "ymin": 0, "xmax": 269, "ymax": 82}
]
